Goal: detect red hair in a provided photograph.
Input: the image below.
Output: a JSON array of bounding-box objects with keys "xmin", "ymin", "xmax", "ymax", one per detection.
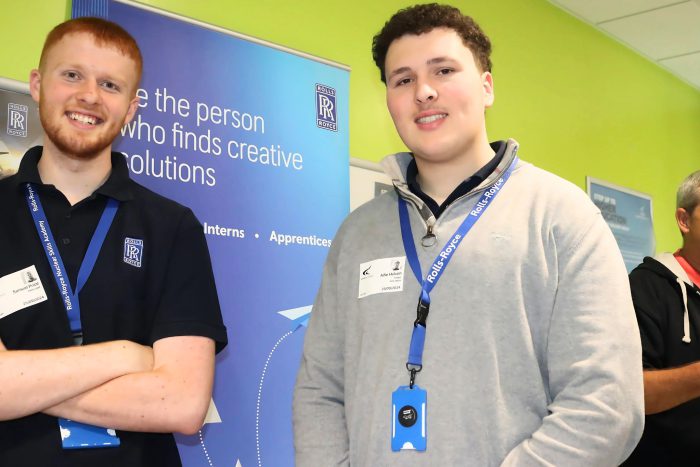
[{"xmin": 40, "ymin": 17, "xmax": 142, "ymax": 83}]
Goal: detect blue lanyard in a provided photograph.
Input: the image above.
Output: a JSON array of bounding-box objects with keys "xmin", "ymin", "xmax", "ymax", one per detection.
[
  {"xmin": 398, "ymin": 157, "xmax": 518, "ymax": 387},
  {"xmin": 25, "ymin": 183, "xmax": 119, "ymax": 334}
]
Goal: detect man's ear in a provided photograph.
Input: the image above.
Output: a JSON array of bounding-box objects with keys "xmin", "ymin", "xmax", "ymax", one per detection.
[
  {"xmin": 29, "ymin": 69, "xmax": 41, "ymax": 104},
  {"xmin": 677, "ymin": 207, "xmax": 691, "ymax": 236},
  {"xmin": 123, "ymin": 95, "xmax": 140, "ymax": 126},
  {"xmin": 482, "ymin": 71, "xmax": 494, "ymax": 108}
]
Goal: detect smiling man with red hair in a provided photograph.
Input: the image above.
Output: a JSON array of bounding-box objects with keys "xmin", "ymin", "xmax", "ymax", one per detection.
[{"xmin": 0, "ymin": 17, "xmax": 227, "ymax": 466}]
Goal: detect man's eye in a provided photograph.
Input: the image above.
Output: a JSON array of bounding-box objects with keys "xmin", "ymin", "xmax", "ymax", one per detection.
[
  {"xmin": 437, "ymin": 68, "xmax": 454, "ymax": 76},
  {"xmin": 102, "ymin": 81, "xmax": 120, "ymax": 92},
  {"xmin": 64, "ymin": 71, "xmax": 80, "ymax": 80},
  {"xmin": 395, "ymin": 77, "xmax": 412, "ymax": 87}
]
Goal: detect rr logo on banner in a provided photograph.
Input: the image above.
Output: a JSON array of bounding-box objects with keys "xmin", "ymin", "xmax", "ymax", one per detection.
[
  {"xmin": 315, "ymin": 84, "xmax": 337, "ymax": 132},
  {"xmin": 7, "ymin": 103, "xmax": 28, "ymax": 137}
]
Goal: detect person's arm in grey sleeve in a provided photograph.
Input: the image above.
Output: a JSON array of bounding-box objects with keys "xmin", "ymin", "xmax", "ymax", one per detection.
[
  {"xmin": 501, "ymin": 213, "xmax": 644, "ymax": 466},
  {"xmin": 293, "ymin": 241, "xmax": 349, "ymax": 467}
]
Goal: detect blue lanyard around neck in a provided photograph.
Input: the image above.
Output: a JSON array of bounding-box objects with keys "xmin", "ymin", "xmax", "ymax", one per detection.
[
  {"xmin": 25, "ymin": 183, "xmax": 119, "ymax": 334},
  {"xmin": 398, "ymin": 156, "xmax": 518, "ymax": 386}
]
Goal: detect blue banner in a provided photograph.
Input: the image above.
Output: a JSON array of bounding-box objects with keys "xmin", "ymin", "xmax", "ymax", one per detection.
[{"xmin": 89, "ymin": 2, "xmax": 349, "ymax": 465}]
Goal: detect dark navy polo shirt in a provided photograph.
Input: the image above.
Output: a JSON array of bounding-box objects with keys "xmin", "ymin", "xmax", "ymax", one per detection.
[
  {"xmin": 0, "ymin": 146, "xmax": 227, "ymax": 466},
  {"xmin": 406, "ymin": 140, "xmax": 507, "ymax": 218}
]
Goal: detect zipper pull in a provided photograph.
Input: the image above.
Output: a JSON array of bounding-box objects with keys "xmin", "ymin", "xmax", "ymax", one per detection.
[{"xmin": 421, "ymin": 225, "xmax": 437, "ymax": 247}]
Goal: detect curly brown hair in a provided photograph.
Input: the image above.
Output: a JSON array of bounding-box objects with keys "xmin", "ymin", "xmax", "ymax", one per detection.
[{"xmin": 372, "ymin": 3, "xmax": 492, "ymax": 83}]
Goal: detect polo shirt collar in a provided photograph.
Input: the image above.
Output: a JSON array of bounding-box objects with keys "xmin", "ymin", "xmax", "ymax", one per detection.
[
  {"xmin": 406, "ymin": 140, "xmax": 507, "ymax": 217},
  {"xmin": 14, "ymin": 146, "xmax": 134, "ymax": 201},
  {"xmin": 98, "ymin": 152, "xmax": 134, "ymax": 202},
  {"xmin": 14, "ymin": 146, "xmax": 43, "ymax": 186}
]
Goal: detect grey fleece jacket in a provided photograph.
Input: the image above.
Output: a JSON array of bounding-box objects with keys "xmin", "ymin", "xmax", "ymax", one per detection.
[{"xmin": 293, "ymin": 139, "xmax": 644, "ymax": 466}]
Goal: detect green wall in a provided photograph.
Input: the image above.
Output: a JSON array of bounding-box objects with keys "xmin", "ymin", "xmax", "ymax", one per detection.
[{"xmin": 3, "ymin": 0, "xmax": 699, "ymax": 252}]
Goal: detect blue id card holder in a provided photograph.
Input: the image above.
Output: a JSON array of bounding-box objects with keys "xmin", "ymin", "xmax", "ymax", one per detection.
[
  {"xmin": 58, "ymin": 418, "xmax": 120, "ymax": 449},
  {"xmin": 391, "ymin": 385, "xmax": 427, "ymax": 451}
]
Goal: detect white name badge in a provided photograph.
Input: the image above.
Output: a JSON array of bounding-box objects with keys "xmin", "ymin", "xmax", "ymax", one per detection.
[
  {"xmin": 0, "ymin": 266, "xmax": 48, "ymax": 319},
  {"xmin": 358, "ymin": 257, "xmax": 406, "ymax": 299}
]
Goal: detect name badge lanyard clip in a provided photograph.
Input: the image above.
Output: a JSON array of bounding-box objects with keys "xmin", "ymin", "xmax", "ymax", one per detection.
[
  {"xmin": 399, "ymin": 157, "xmax": 518, "ymax": 389},
  {"xmin": 25, "ymin": 183, "xmax": 119, "ymax": 334}
]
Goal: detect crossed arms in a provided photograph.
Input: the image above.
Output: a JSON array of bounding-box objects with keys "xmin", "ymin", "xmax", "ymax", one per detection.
[{"xmin": 0, "ymin": 335, "xmax": 214, "ymax": 435}]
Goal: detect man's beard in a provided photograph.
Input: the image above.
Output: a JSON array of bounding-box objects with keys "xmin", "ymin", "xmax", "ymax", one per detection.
[{"xmin": 40, "ymin": 107, "xmax": 121, "ymax": 160}]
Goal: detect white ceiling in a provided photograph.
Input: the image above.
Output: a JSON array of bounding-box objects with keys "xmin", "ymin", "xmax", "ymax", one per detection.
[{"xmin": 549, "ymin": 0, "xmax": 700, "ymax": 89}]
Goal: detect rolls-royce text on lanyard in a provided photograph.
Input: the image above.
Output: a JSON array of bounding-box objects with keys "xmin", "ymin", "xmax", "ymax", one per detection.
[
  {"xmin": 25, "ymin": 182, "xmax": 123, "ymax": 449},
  {"xmin": 391, "ymin": 156, "xmax": 518, "ymax": 452}
]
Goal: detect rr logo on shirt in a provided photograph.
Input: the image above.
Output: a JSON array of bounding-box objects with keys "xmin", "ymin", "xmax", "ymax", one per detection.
[{"xmin": 123, "ymin": 237, "xmax": 144, "ymax": 268}]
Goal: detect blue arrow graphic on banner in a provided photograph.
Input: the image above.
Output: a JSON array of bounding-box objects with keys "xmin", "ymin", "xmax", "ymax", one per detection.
[{"xmin": 276, "ymin": 305, "xmax": 312, "ymax": 330}]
